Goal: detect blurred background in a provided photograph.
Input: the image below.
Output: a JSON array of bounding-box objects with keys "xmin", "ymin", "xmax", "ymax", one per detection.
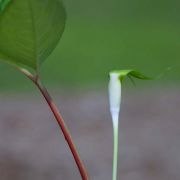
[{"xmin": 0, "ymin": 0, "xmax": 180, "ymax": 179}]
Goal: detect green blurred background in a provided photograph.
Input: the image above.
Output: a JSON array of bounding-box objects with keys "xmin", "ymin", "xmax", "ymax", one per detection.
[{"xmin": 0, "ymin": 0, "xmax": 179, "ymax": 91}]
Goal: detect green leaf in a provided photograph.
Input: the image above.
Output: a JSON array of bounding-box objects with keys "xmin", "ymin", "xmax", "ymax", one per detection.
[
  {"xmin": 0, "ymin": 0, "xmax": 66, "ymax": 71},
  {"xmin": 110, "ymin": 69, "xmax": 152, "ymax": 83},
  {"xmin": 0, "ymin": 0, "xmax": 11, "ymax": 12}
]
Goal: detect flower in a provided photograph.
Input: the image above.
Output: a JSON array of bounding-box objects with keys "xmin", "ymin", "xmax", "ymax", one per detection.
[{"xmin": 109, "ymin": 72, "xmax": 121, "ymax": 127}]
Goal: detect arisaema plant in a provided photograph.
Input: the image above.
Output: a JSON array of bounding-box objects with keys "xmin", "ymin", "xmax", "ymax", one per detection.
[
  {"xmin": 109, "ymin": 70, "xmax": 152, "ymax": 180},
  {"xmin": 0, "ymin": 0, "xmax": 88, "ymax": 179}
]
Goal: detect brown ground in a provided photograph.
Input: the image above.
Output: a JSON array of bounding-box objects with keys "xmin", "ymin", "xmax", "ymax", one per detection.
[{"xmin": 0, "ymin": 87, "xmax": 179, "ymax": 180}]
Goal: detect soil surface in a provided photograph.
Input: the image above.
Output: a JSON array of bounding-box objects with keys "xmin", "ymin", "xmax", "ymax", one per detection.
[{"xmin": 0, "ymin": 87, "xmax": 179, "ymax": 180}]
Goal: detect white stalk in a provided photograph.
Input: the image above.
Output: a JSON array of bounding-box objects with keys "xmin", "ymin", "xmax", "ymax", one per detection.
[{"xmin": 109, "ymin": 72, "xmax": 122, "ymax": 180}]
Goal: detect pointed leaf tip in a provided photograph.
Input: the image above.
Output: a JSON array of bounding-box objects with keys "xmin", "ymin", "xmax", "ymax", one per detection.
[{"xmin": 110, "ymin": 69, "xmax": 152, "ymax": 83}]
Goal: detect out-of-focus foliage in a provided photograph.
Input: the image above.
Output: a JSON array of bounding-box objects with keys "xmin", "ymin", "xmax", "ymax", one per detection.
[
  {"xmin": 0, "ymin": 0, "xmax": 179, "ymax": 90},
  {"xmin": 0, "ymin": 0, "xmax": 11, "ymax": 12}
]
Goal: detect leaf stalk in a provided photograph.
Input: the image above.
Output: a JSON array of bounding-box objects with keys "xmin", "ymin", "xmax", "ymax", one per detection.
[{"xmin": 20, "ymin": 69, "xmax": 89, "ymax": 180}]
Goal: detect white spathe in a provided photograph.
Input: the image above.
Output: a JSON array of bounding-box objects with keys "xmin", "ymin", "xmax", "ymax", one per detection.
[
  {"xmin": 109, "ymin": 72, "xmax": 122, "ymax": 128},
  {"xmin": 109, "ymin": 72, "xmax": 122, "ymax": 180}
]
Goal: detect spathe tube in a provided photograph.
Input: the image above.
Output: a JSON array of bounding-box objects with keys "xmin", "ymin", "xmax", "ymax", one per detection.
[{"xmin": 109, "ymin": 72, "xmax": 121, "ymax": 180}]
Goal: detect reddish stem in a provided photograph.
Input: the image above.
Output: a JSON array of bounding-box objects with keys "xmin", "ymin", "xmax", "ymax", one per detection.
[
  {"xmin": 36, "ymin": 82, "xmax": 89, "ymax": 180},
  {"xmin": 20, "ymin": 70, "xmax": 89, "ymax": 180}
]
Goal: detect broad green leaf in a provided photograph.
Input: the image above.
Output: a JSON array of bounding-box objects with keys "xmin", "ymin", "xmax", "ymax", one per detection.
[
  {"xmin": 110, "ymin": 69, "xmax": 152, "ymax": 83},
  {"xmin": 0, "ymin": 0, "xmax": 66, "ymax": 71},
  {"xmin": 0, "ymin": 0, "xmax": 11, "ymax": 12}
]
